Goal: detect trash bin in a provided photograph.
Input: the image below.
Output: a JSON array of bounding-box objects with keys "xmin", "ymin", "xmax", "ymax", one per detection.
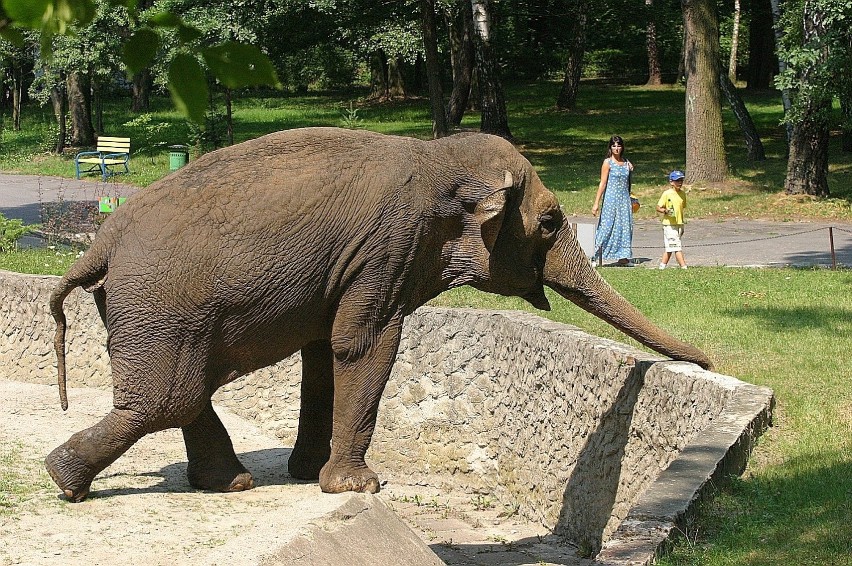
[{"xmin": 168, "ymin": 145, "xmax": 189, "ymax": 171}]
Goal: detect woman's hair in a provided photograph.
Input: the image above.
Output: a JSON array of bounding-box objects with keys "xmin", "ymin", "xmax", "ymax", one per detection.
[{"xmin": 605, "ymin": 135, "xmax": 626, "ymax": 158}]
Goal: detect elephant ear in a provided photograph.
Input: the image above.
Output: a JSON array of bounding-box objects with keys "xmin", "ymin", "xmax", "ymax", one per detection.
[{"xmin": 464, "ymin": 170, "xmax": 513, "ymax": 252}]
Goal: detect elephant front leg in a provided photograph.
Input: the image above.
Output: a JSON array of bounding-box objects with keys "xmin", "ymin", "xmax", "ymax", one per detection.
[
  {"xmin": 288, "ymin": 340, "xmax": 334, "ymax": 480},
  {"xmin": 319, "ymin": 321, "xmax": 402, "ymax": 494},
  {"xmin": 182, "ymin": 401, "xmax": 254, "ymax": 492}
]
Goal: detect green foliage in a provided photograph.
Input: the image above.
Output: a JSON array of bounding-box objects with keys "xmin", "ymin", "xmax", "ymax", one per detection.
[
  {"xmin": 339, "ymin": 101, "xmax": 364, "ymax": 129},
  {"xmin": 0, "ymin": 212, "xmax": 33, "ymax": 253}
]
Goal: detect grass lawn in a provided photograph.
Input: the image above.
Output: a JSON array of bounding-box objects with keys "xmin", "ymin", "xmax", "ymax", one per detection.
[{"xmin": 1, "ymin": 82, "xmax": 851, "ymax": 565}]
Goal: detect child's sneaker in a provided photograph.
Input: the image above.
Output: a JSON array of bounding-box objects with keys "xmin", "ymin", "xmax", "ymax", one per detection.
[{"xmin": 659, "ymin": 263, "xmax": 666, "ymax": 270}]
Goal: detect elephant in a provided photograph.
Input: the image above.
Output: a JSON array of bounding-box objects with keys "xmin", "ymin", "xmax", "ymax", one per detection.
[{"xmin": 46, "ymin": 127, "xmax": 712, "ymax": 502}]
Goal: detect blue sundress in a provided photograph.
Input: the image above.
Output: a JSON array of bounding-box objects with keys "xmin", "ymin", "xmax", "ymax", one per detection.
[{"xmin": 594, "ymin": 158, "xmax": 633, "ymax": 262}]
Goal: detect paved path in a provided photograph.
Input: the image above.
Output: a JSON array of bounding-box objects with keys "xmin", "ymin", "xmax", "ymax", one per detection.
[{"xmin": 1, "ymin": 173, "xmax": 850, "ymax": 268}]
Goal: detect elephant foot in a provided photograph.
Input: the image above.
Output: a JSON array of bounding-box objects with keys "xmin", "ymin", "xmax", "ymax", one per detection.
[
  {"xmin": 287, "ymin": 444, "xmax": 331, "ymax": 480},
  {"xmin": 319, "ymin": 461, "xmax": 380, "ymax": 494},
  {"xmin": 187, "ymin": 459, "xmax": 255, "ymax": 493},
  {"xmin": 44, "ymin": 445, "xmax": 96, "ymax": 503}
]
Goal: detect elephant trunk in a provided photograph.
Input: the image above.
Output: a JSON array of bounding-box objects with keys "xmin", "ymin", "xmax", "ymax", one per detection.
[{"xmin": 543, "ymin": 228, "xmax": 713, "ymax": 370}]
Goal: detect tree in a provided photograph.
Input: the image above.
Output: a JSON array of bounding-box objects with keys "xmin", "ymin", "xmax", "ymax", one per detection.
[
  {"xmin": 728, "ymin": 0, "xmax": 741, "ymax": 82},
  {"xmin": 470, "ymin": 0, "xmax": 512, "ymax": 139},
  {"xmin": 645, "ymin": 0, "xmax": 663, "ymax": 86},
  {"xmin": 0, "ymin": 0, "xmax": 280, "ymax": 124},
  {"xmin": 421, "ymin": 0, "xmax": 448, "ymax": 138},
  {"xmin": 745, "ymin": 0, "xmax": 777, "ymax": 89},
  {"xmin": 682, "ymin": 0, "xmax": 728, "ymax": 183},
  {"xmin": 775, "ymin": 0, "xmax": 850, "ymax": 196},
  {"xmin": 556, "ymin": 0, "xmax": 588, "ymax": 109},
  {"xmin": 719, "ymin": 72, "xmax": 765, "ymax": 161},
  {"xmin": 446, "ymin": 0, "xmax": 474, "ymax": 126}
]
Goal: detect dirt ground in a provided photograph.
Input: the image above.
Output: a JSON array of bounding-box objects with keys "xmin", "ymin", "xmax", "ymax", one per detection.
[{"xmin": 0, "ymin": 380, "xmax": 586, "ymax": 566}]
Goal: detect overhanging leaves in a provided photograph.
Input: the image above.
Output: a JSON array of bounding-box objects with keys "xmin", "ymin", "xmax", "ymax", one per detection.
[
  {"xmin": 122, "ymin": 27, "xmax": 159, "ymax": 76},
  {"xmin": 168, "ymin": 54, "xmax": 208, "ymax": 125},
  {"xmin": 202, "ymin": 41, "xmax": 281, "ymax": 89}
]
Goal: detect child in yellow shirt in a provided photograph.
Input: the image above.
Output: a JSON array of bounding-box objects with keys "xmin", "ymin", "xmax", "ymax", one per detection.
[{"xmin": 655, "ymin": 170, "xmax": 688, "ymax": 269}]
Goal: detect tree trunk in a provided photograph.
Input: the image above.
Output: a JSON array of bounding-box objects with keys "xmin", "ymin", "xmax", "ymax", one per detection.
[
  {"xmin": 50, "ymin": 73, "xmax": 67, "ymax": 154},
  {"xmin": 369, "ymin": 50, "xmax": 389, "ymax": 100},
  {"xmin": 92, "ymin": 78, "xmax": 103, "ymax": 134},
  {"xmin": 131, "ymin": 69, "xmax": 151, "ymax": 112},
  {"xmin": 446, "ymin": 0, "xmax": 474, "ymax": 126},
  {"xmin": 67, "ymin": 71, "xmax": 95, "ymax": 147},
  {"xmin": 745, "ymin": 0, "xmax": 776, "ymax": 89},
  {"xmin": 842, "ymin": 97, "xmax": 852, "ymax": 153},
  {"xmin": 422, "ymin": 0, "xmax": 448, "ymax": 138},
  {"xmin": 387, "ymin": 56, "xmax": 407, "ymax": 100},
  {"xmin": 225, "ymin": 87, "xmax": 234, "ymax": 146},
  {"xmin": 557, "ymin": 5, "xmax": 587, "ymax": 109},
  {"xmin": 784, "ymin": 1, "xmax": 830, "ymax": 196},
  {"xmin": 719, "ymin": 72, "xmax": 765, "ymax": 161},
  {"xmin": 470, "ymin": 0, "xmax": 512, "ymax": 140},
  {"xmin": 728, "ymin": 0, "xmax": 740, "ymax": 82},
  {"xmin": 11, "ymin": 64, "xmax": 22, "ymax": 131},
  {"xmin": 785, "ymin": 103, "xmax": 830, "ymax": 196},
  {"xmin": 682, "ymin": 0, "xmax": 728, "ymax": 183},
  {"xmin": 769, "ymin": 0, "xmax": 793, "ymax": 144},
  {"xmin": 645, "ymin": 0, "xmax": 662, "ymax": 86}
]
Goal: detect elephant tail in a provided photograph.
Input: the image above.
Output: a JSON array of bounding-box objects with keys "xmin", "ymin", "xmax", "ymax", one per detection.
[{"xmin": 49, "ymin": 245, "xmax": 109, "ymax": 411}]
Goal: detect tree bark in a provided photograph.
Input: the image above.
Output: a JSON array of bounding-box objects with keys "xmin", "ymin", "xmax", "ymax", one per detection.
[
  {"xmin": 745, "ymin": 0, "xmax": 776, "ymax": 89},
  {"xmin": 225, "ymin": 87, "xmax": 234, "ymax": 146},
  {"xmin": 470, "ymin": 0, "xmax": 512, "ymax": 140},
  {"xmin": 728, "ymin": 0, "xmax": 740, "ymax": 82},
  {"xmin": 369, "ymin": 50, "xmax": 389, "ymax": 100},
  {"xmin": 784, "ymin": 1, "xmax": 830, "ymax": 197},
  {"xmin": 422, "ymin": 0, "xmax": 448, "ymax": 138},
  {"xmin": 387, "ymin": 56, "xmax": 407, "ymax": 100},
  {"xmin": 785, "ymin": 102, "xmax": 830, "ymax": 196},
  {"xmin": 446, "ymin": 0, "xmax": 474, "ymax": 126},
  {"xmin": 769, "ymin": 0, "xmax": 793, "ymax": 143},
  {"xmin": 645, "ymin": 0, "xmax": 662, "ymax": 86},
  {"xmin": 719, "ymin": 72, "xmax": 765, "ymax": 161},
  {"xmin": 11, "ymin": 63, "xmax": 22, "ymax": 131},
  {"xmin": 682, "ymin": 0, "xmax": 728, "ymax": 183},
  {"xmin": 557, "ymin": 4, "xmax": 587, "ymax": 108},
  {"xmin": 67, "ymin": 71, "xmax": 95, "ymax": 147},
  {"xmin": 131, "ymin": 69, "xmax": 151, "ymax": 112},
  {"xmin": 50, "ymin": 73, "xmax": 67, "ymax": 154},
  {"xmin": 842, "ymin": 97, "xmax": 852, "ymax": 153}
]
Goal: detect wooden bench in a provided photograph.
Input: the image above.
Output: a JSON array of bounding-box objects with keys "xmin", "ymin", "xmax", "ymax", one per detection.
[{"xmin": 75, "ymin": 136, "xmax": 131, "ymax": 182}]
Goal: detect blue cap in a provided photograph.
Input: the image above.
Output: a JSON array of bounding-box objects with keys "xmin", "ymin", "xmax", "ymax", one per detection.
[{"xmin": 669, "ymin": 170, "xmax": 685, "ymax": 181}]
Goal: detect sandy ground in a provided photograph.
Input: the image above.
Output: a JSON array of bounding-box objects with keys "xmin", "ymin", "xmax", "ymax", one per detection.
[{"xmin": 1, "ymin": 380, "xmax": 586, "ymax": 566}]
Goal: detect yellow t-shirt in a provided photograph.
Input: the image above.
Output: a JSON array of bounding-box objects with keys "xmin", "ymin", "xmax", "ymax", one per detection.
[{"xmin": 658, "ymin": 188, "xmax": 686, "ymax": 226}]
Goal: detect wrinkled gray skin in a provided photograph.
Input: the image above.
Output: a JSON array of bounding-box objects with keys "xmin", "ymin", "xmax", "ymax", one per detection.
[{"xmin": 46, "ymin": 127, "xmax": 712, "ymax": 502}]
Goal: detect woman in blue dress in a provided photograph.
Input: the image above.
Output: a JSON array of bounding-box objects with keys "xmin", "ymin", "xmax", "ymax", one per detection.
[{"xmin": 592, "ymin": 135, "xmax": 634, "ymax": 266}]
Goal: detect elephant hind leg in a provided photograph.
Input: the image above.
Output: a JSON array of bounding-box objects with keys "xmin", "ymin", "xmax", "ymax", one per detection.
[
  {"xmin": 45, "ymin": 408, "xmax": 147, "ymax": 502},
  {"xmin": 182, "ymin": 400, "xmax": 253, "ymax": 492},
  {"xmin": 288, "ymin": 339, "xmax": 334, "ymax": 481}
]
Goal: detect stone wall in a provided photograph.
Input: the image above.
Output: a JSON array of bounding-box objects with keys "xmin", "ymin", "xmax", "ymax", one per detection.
[{"xmin": 0, "ymin": 269, "xmax": 768, "ymax": 555}]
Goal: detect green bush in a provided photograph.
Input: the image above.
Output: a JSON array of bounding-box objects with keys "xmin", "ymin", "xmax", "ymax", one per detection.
[{"xmin": 0, "ymin": 212, "xmax": 34, "ymax": 253}]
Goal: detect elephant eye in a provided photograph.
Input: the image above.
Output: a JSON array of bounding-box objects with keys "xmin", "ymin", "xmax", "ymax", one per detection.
[{"xmin": 539, "ymin": 213, "xmax": 557, "ymax": 235}]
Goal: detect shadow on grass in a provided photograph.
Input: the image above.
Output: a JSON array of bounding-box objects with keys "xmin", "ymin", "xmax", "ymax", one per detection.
[{"xmin": 671, "ymin": 456, "xmax": 852, "ymax": 564}]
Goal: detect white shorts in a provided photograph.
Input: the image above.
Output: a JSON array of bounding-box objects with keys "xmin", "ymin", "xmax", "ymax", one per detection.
[{"xmin": 663, "ymin": 224, "xmax": 684, "ymax": 252}]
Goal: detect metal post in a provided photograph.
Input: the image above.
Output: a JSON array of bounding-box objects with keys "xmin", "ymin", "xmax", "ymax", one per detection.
[{"xmin": 829, "ymin": 226, "xmax": 836, "ymax": 270}]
